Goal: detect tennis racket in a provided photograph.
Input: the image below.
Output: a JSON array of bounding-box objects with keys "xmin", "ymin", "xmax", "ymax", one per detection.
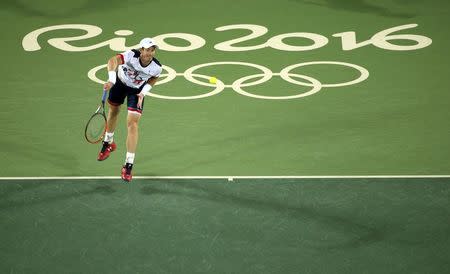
[{"xmin": 84, "ymin": 89, "xmax": 108, "ymax": 144}]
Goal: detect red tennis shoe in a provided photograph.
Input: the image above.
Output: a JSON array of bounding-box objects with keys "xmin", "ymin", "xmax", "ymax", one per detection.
[
  {"xmin": 97, "ymin": 141, "xmax": 116, "ymax": 161},
  {"xmin": 121, "ymin": 164, "xmax": 133, "ymax": 182}
]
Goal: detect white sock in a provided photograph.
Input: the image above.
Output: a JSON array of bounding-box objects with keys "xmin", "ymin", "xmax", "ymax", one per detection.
[
  {"xmin": 104, "ymin": 132, "xmax": 114, "ymax": 143},
  {"xmin": 125, "ymin": 152, "xmax": 135, "ymax": 164}
]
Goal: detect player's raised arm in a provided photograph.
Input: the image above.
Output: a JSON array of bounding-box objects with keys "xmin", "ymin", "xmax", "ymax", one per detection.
[{"xmin": 104, "ymin": 54, "xmax": 125, "ymax": 91}]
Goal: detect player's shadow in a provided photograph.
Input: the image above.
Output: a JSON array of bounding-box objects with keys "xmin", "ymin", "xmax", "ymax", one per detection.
[
  {"xmin": 140, "ymin": 180, "xmax": 384, "ymax": 250},
  {"xmin": 292, "ymin": 0, "xmax": 416, "ymax": 18},
  {"xmin": 0, "ymin": 181, "xmax": 50, "ymax": 199},
  {"xmin": 0, "ymin": 181, "xmax": 116, "ymax": 211}
]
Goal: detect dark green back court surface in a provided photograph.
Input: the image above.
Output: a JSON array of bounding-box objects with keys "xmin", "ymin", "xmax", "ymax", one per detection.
[
  {"xmin": 1, "ymin": 178, "xmax": 450, "ymax": 273},
  {"xmin": 1, "ymin": 0, "xmax": 449, "ymax": 273}
]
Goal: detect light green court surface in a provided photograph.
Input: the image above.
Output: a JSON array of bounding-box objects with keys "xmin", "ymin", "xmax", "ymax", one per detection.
[
  {"xmin": 1, "ymin": 0, "xmax": 449, "ymax": 273},
  {"xmin": 1, "ymin": 0, "xmax": 449, "ymax": 177}
]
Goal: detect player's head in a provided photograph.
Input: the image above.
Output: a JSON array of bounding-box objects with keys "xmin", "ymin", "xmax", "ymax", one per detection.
[
  {"xmin": 139, "ymin": 37, "xmax": 158, "ymax": 63},
  {"xmin": 140, "ymin": 37, "xmax": 158, "ymax": 50}
]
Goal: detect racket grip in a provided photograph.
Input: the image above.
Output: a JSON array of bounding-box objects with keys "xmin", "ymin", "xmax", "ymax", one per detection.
[{"xmin": 101, "ymin": 89, "xmax": 108, "ymax": 103}]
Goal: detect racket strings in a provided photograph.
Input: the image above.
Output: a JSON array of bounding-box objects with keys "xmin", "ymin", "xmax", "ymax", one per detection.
[{"xmin": 85, "ymin": 113, "xmax": 106, "ymax": 143}]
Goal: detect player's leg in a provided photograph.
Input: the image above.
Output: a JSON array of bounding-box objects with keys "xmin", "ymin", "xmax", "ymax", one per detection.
[
  {"xmin": 121, "ymin": 94, "xmax": 144, "ymax": 182},
  {"xmin": 98, "ymin": 81, "xmax": 127, "ymax": 161},
  {"xmin": 126, "ymin": 111, "xmax": 141, "ymax": 159},
  {"xmin": 104, "ymin": 104, "xmax": 120, "ymax": 142}
]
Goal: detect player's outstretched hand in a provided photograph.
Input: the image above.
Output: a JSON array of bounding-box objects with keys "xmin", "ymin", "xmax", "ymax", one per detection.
[
  {"xmin": 103, "ymin": 81, "xmax": 113, "ymax": 91},
  {"xmin": 137, "ymin": 93, "xmax": 144, "ymax": 109}
]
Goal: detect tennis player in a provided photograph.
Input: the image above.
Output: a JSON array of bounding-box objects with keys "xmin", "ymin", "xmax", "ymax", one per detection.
[{"xmin": 98, "ymin": 37, "xmax": 162, "ymax": 182}]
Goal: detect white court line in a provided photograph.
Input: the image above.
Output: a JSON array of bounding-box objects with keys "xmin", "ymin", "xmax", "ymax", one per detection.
[{"xmin": 0, "ymin": 175, "xmax": 449, "ymax": 181}]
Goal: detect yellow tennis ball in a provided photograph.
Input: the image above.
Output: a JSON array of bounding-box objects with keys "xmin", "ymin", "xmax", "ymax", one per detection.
[{"xmin": 209, "ymin": 76, "xmax": 217, "ymax": 84}]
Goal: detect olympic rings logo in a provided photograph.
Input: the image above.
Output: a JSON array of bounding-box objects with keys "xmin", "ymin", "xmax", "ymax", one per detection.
[{"xmin": 87, "ymin": 61, "xmax": 369, "ymax": 100}]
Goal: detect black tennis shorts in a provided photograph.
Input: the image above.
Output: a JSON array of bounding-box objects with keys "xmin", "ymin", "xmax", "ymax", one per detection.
[{"xmin": 108, "ymin": 78, "xmax": 145, "ymax": 114}]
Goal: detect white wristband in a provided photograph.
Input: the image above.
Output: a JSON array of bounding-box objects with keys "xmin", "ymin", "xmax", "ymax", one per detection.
[
  {"xmin": 139, "ymin": 84, "xmax": 152, "ymax": 96},
  {"xmin": 108, "ymin": 71, "xmax": 116, "ymax": 84}
]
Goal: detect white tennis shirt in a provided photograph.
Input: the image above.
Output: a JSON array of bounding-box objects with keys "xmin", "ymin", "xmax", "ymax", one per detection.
[{"xmin": 117, "ymin": 49, "xmax": 162, "ymax": 89}]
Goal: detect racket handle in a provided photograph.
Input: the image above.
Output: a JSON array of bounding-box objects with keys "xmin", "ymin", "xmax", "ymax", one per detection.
[{"xmin": 101, "ymin": 89, "xmax": 108, "ymax": 103}]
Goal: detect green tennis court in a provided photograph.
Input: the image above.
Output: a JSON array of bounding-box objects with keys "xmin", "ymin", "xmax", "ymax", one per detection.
[{"xmin": 1, "ymin": 0, "xmax": 449, "ymax": 273}]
